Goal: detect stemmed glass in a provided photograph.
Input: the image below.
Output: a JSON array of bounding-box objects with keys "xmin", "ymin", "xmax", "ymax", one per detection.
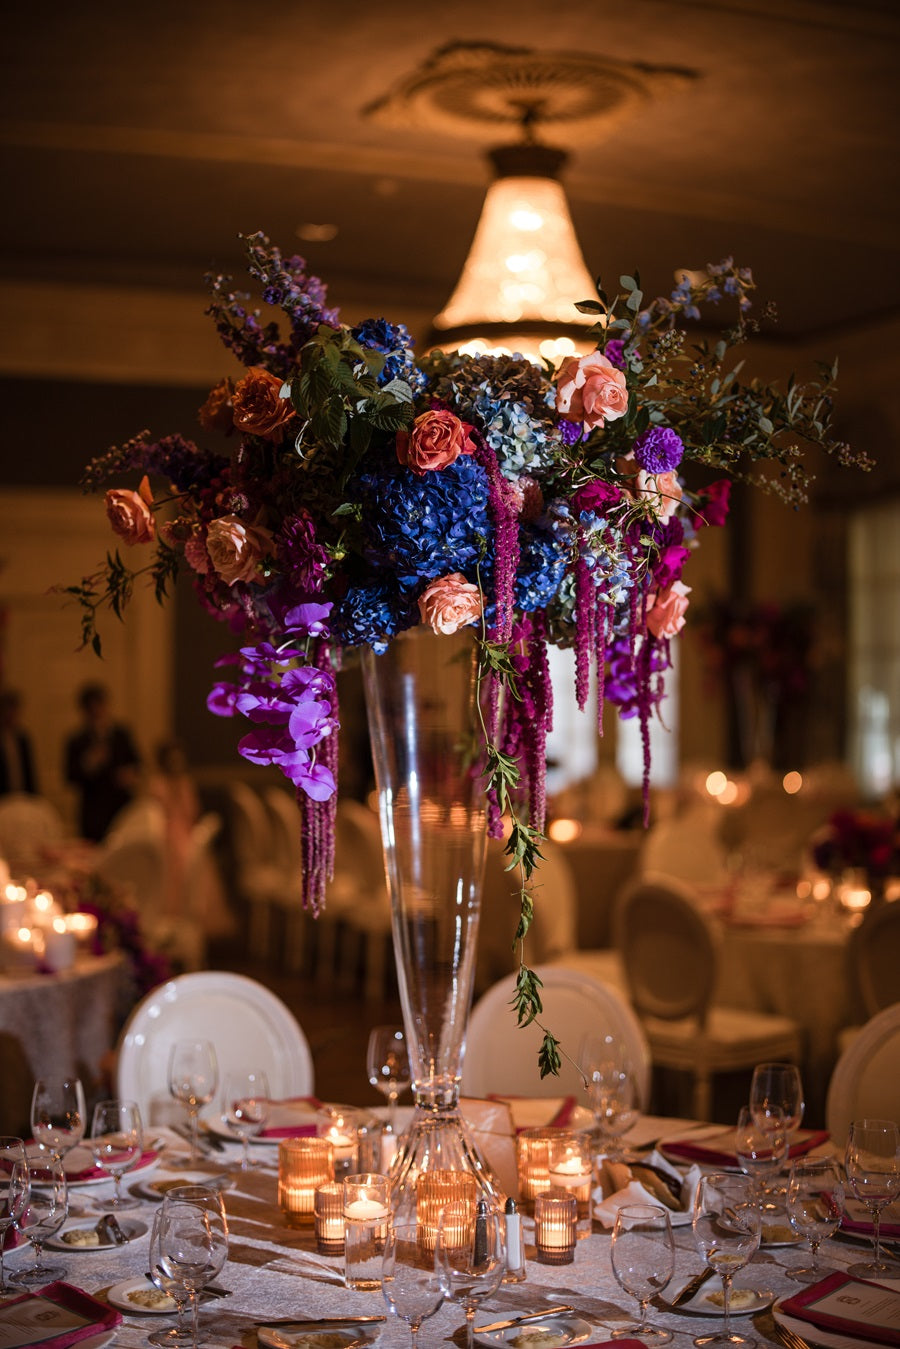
[
  {"xmin": 382, "ymin": 1220, "xmax": 444, "ymax": 1348},
  {"xmin": 220, "ymin": 1069, "xmax": 269, "ymax": 1171},
  {"xmin": 844, "ymin": 1117, "xmax": 900, "ymax": 1279},
  {"xmin": 786, "ymin": 1157, "xmax": 844, "ymax": 1283},
  {"xmin": 366, "ymin": 1026, "xmax": 410, "ymax": 1136},
  {"xmin": 168, "ymin": 1040, "xmax": 219, "ymax": 1167},
  {"xmin": 749, "ymin": 1063, "xmax": 804, "ymax": 1187},
  {"xmin": 692, "ymin": 1171, "xmax": 762, "ymax": 1348},
  {"xmin": 580, "ymin": 1033, "xmax": 641, "ymax": 1160},
  {"xmin": 30, "ymin": 1077, "xmax": 87, "ymax": 1159},
  {"xmin": 147, "ymin": 1204, "xmax": 193, "ymax": 1346},
  {"xmin": 435, "ymin": 1200, "xmax": 506, "ymax": 1349},
  {"xmin": 157, "ymin": 1185, "xmax": 229, "ymax": 1349},
  {"xmin": 11, "ymin": 1155, "xmax": 68, "ymax": 1285},
  {"xmin": 89, "ymin": 1099, "xmax": 144, "ymax": 1209},
  {"xmin": 0, "ymin": 1140, "xmax": 29, "ymax": 1293},
  {"xmin": 610, "ymin": 1203, "xmax": 675, "ymax": 1343},
  {"xmin": 735, "ymin": 1105, "xmax": 788, "ymax": 1204}
]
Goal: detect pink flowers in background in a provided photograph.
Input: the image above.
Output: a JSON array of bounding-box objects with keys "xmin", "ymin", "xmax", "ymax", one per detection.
[
  {"xmin": 418, "ymin": 573, "xmax": 484, "ymax": 634},
  {"xmin": 205, "ymin": 517, "xmax": 275, "ymax": 586},
  {"xmin": 397, "ymin": 408, "xmax": 476, "ymax": 474},
  {"xmin": 812, "ymin": 808, "xmax": 899, "ymax": 879},
  {"xmin": 555, "ymin": 350, "xmax": 629, "ymax": 429},
  {"xmin": 105, "ymin": 476, "xmax": 155, "ymax": 545}
]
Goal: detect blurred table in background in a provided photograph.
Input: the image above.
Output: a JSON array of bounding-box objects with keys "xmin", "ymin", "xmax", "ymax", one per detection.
[{"xmin": 554, "ymin": 827, "xmax": 643, "ymax": 947}]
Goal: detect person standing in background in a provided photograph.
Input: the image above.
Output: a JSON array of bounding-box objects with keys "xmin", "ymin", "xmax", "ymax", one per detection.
[
  {"xmin": 0, "ymin": 689, "xmax": 38, "ymax": 796},
  {"xmin": 64, "ymin": 682, "xmax": 141, "ymax": 841}
]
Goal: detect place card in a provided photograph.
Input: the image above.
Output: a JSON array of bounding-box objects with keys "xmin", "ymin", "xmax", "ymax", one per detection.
[
  {"xmin": 780, "ymin": 1271, "xmax": 900, "ymax": 1345},
  {"xmin": 0, "ymin": 1281, "xmax": 122, "ymax": 1348}
]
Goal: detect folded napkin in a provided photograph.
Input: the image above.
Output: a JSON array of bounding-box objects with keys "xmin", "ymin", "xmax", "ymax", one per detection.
[
  {"xmin": 841, "ymin": 1201, "xmax": 900, "ymax": 1240},
  {"xmin": 780, "ymin": 1270, "xmax": 900, "ymax": 1346},
  {"xmin": 259, "ymin": 1096, "xmax": 322, "ymax": 1139},
  {"xmin": 662, "ymin": 1127, "xmax": 829, "ymax": 1168},
  {"xmin": 488, "ymin": 1095, "xmax": 578, "ymax": 1130},
  {"xmin": 593, "ymin": 1149, "xmax": 701, "ymax": 1228},
  {"xmin": 0, "ymin": 1280, "xmax": 122, "ymax": 1347},
  {"xmin": 58, "ymin": 1147, "xmax": 159, "ymax": 1183}
]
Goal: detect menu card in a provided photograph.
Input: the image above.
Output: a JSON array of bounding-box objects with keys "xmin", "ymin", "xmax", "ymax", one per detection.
[
  {"xmin": 0, "ymin": 1282, "xmax": 122, "ymax": 1348},
  {"xmin": 781, "ymin": 1271, "xmax": 900, "ymax": 1346}
]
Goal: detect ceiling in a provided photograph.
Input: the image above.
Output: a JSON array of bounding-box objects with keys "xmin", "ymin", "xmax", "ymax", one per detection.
[{"xmin": 2, "ymin": 0, "xmax": 899, "ymax": 371}]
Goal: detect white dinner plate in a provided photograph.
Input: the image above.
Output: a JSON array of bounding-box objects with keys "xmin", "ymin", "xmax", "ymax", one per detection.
[
  {"xmin": 77, "ymin": 1336, "xmax": 116, "ymax": 1349},
  {"xmin": 46, "ymin": 1218, "xmax": 148, "ymax": 1251},
  {"xmin": 474, "ymin": 1315, "xmax": 593, "ymax": 1347},
  {"xmin": 107, "ymin": 1276, "xmax": 179, "ymax": 1316},
  {"xmin": 760, "ymin": 1219, "xmax": 803, "ymax": 1248},
  {"xmin": 132, "ymin": 1168, "xmax": 233, "ymax": 1201},
  {"xmin": 678, "ymin": 1286, "xmax": 774, "ymax": 1317},
  {"xmin": 257, "ymin": 1323, "xmax": 382, "ymax": 1349}
]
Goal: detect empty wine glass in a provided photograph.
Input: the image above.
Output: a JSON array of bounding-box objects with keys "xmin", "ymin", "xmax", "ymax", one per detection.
[
  {"xmin": 435, "ymin": 1199, "xmax": 506, "ymax": 1349},
  {"xmin": 844, "ymin": 1117, "xmax": 900, "ymax": 1279},
  {"xmin": 692, "ymin": 1171, "xmax": 762, "ymax": 1348},
  {"xmin": 786, "ymin": 1156, "xmax": 844, "ymax": 1283},
  {"xmin": 611, "ymin": 1203, "xmax": 675, "ymax": 1343},
  {"xmin": 30, "ymin": 1077, "xmax": 86, "ymax": 1159},
  {"xmin": 749, "ymin": 1063, "xmax": 804, "ymax": 1171},
  {"xmin": 89, "ymin": 1098, "xmax": 144, "ymax": 1209},
  {"xmin": 157, "ymin": 1185, "xmax": 228, "ymax": 1349},
  {"xmin": 735, "ymin": 1105, "xmax": 788, "ymax": 1203},
  {"xmin": 11, "ymin": 1155, "xmax": 68, "ymax": 1285},
  {"xmin": 367, "ymin": 1026, "xmax": 410, "ymax": 1136},
  {"xmin": 220, "ymin": 1069, "xmax": 269, "ymax": 1171},
  {"xmin": 382, "ymin": 1220, "xmax": 444, "ymax": 1348},
  {"xmin": 168, "ymin": 1040, "xmax": 219, "ymax": 1167},
  {"xmin": 0, "ymin": 1140, "xmax": 29, "ymax": 1293},
  {"xmin": 147, "ymin": 1206, "xmax": 192, "ymax": 1347},
  {"xmin": 580, "ymin": 1032, "xmax": 641, "ymax": 1160}
]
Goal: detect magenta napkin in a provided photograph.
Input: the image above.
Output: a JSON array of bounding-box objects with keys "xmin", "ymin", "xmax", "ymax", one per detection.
[
  {"xmin": 258, "ymin": 1096, "xmax": 322, "ymax": 1139},
  {"xmin": 0, "ymin": 1280, "xmax": 122, "ymax": 1347},
  {"xmin": 841, "ymin": 1210, "xmax": 900, "ymax": 1239},
  {"xmin": 780, "ymin": 1270, "xmax": 900, "ymax": 1346},
  {"xmin": 60, "ymin": 1148, "xmax": 159, "ymax": 1183},
  {"xmin": 663, "ymin": 1128, "xmax": 829, "ymax": 1168}
]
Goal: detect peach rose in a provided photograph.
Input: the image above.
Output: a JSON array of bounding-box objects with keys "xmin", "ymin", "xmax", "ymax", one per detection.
[
  {"xmin": 645, "ymin": 580, "xmax": 691, "ymax": 639},
  {"xmin": 198, "ymin": 378, "xmax": 235, "ymax": 434},
  {"xmin": 205, "ymin": 515, "xmax": 275, "ymax": 585},
  {"xmin": 418, "ymin": 573, "xmax": 483, "ymax": 635},
  {"xmin": 555, "ymin": 351, "xmax": 628, "ymax": 430},
  {"xmin": 635, "ymin": 468, "xmax": 684, "ymax": 522},
  {"xmin": 105, "ymin": 476, "xmax": 155, "ymax": 545},
  {"xmin": 231, "ymin": 368, "xmax": 294, "ymax": 439},
  {"xmin": 396, "ymin": 409, "xmax": 475, "ymax": 476}
]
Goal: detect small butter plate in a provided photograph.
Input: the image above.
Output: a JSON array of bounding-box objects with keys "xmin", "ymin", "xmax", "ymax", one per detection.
[
  {"xmin": 258, "ymin": 1324, "xmax": 382, "ymax": 1349},
  {"xmin": 46, "ymin": 1218, "xmax": 147, "ymax": 1251},
  {"xmin": 474, "ymin": 1315, "xmax": 593, "ymax": 1347},
  {"xmin": 677, "ymin": 1286, "xmax": 774, "ymax": 1317},
  {"xmin": 107, "ymin": 1276, "xmax": 179, "ymax": 1316}
]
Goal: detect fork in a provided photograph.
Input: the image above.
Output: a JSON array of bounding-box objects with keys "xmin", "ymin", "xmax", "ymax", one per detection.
[{"xmin": 771, "ymin": 1322, "xmax": 813, "ymax": 1349}]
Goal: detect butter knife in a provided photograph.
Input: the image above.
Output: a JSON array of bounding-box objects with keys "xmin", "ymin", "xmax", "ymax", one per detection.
[
  {"xmin": 256, "ymin": 1316, "xmax": 387, "ymax": 1328},
  {"xmin": 474, "ymin": 1306, "xmax": 576, "ymax": 1334},
  {"xmin": 671, "ymin": 1267, "xmax": 715, "ymax": 1306}
]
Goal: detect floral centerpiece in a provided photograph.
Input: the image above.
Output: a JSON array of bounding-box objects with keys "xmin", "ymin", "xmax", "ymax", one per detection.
[
  {"xmin": 812, "ymin": 808, "xmax": 899, "ymax": 882},
  {"xmin": 67, "ymin": 232, "xmax": 864, "ymax": 1072}
]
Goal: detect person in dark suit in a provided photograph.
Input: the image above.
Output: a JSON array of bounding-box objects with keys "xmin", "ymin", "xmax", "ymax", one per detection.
[
  {"xmin": 63, "ymin": 682, "xmax": 141, "ymax": 842},
  {"xmin": 0, "ymin": 689, "xmax": 38, "ymax": 796}
]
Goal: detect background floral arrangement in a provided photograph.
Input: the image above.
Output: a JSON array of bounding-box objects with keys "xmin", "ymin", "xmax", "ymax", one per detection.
[{"xmin": 812, "ymin": 808, "xmax": 899, "ymax": 880}]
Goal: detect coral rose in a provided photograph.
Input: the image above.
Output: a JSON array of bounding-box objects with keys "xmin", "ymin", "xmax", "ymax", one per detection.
[
  {"xmin": 396, "ymin": 409, "xmax": 475, "ymax": 476},
  {"xmin": 555, "ymin": 351, "xmax": 628, "ymax": 430},
  {"xmin": 231, "ymin": 368, "xmax": 294, "ymax": 439},
  {"xmin": 646, "ymin": 580, "xmax": 691, "ymax": 639},
  {"xmin": 418, "ymin": 573, "xmax": 483, "ymax": 635},
  {"xmin": 636, "ymin": 469, "xmax": 684, "ymax": 522},
  {"xmin": 205, "ymin": 515, "xmax": 275, "ymax": 585},
  {"xmin": 105, "ymin": 476, "xmax": 155, "ymax": 545},
  {"xmin": 198, "ymin": 378, "xmax": 235, "ymax": 434}
]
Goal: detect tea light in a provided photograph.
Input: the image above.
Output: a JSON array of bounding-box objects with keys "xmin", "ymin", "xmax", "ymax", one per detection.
[
  {"xmin": 534, "ymin": 1187, "xmax": 577, "ymax": 1264},
  {"xmin": 547, "ymin": 1133, "xmax": 592, "ymax": 1239},
  {"xmin": 317, "ymin": 1106, "xmax": 358, "ymax": 1176},
  {"xmin": 516, "ymin": 1126, "xmax": 565, "ymax": 1214},
  {"xmin": 1, "ymin": 925, "xmax": 38, "ymax": 971},
  {"xmin": 314, "ymin": 1181, "xmax": 345, "ymax": 1255},
  {"xmin": 278, "ymin": 1137, "xmax": 334, "ymax": 1225},
  {"xmin": 43, "ymin": 917, "xmax": 77, "ymax": 973},
  {"xmin": 65, "ymin": 912, "xmax": 99, "ymax": 948},
  {"xmin": 343, "ymin": 1173, "xmax": 389, "ymax": 1291},
  {"xmin": 415, "ymin": 1170, "xmax": 476, "ymax": 1252}
]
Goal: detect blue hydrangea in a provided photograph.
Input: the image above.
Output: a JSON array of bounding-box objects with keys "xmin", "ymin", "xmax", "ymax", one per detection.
[
  {"xmin": 472, "ymin": 392, "xmax": 550, "ymax": 474},
  {"xmin": 332, "ymin": 581, "xmax": 415, "ymax": 653},
  {"xmin": 515, "ymin": 527, "xmax": 568, "ymax": 612},
  {"xmin": 351, "ymin": 318, "xmax": 426, "ymax": 392}
]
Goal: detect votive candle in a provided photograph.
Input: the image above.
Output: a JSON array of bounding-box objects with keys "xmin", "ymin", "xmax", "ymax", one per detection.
[
  {"xmin": 516, "ymin": 1126, "xmax": 565, "ymax": 1215},
  {"xmin": 278, "ymin": 1137, "xmax": 334, "ymax": 1225},
  {"xmin": 548, "ymin": 1132, "xmax": 592, "ymax": 1238},
  {"xmin": 415, "ymin": 1170, "xmax": 476, "ymax": 1252},
  {"xmin": 343, "ymin": 1173, "xmax": 389, "ymax": 1291},
  {"xmin": 534, "ymin": 1187, "xmax": 577, "ymax": 1265},
  {"xmin": 314, "ymin": 1181, "xmax": 345, "ymax": 1255}
]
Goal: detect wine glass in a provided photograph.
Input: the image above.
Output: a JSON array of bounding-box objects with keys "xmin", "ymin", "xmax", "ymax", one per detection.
[
  {"xmin": 692, "ymin": 1171, "xmax": 762, "ymax": 1348},
  {"xmin": 735, "ymin": 1105, "xmax": 788, "ymax": 1204},
  {"xmin": 168, "ymin": 1040, "xmax": 219, "ymax": 1167},
  {"xmin": 749, "ymin": 1063, "xmax": 804, "ymax": 1174},
  {"xmin": 30, "ymin": 1077, "xmax": 86, "ymax": 1159},
  {"xmin": 89, "ymin": 1098, "xmax": 144, "ymax": 1209},
  {"xmin": 610, "ymin": 1203, "xmax": 675, "ymax": 1343},
  {"xmin": 844, "ymin": 1117, "xmax": 900, "ymax": 1279},
  {"xmin": 786, "ymin": 1156, "xmax": 844, "ymax": 1283},
  {"xmin": 435, "ymin": 1200, "xmax": 505, "ymax": 1349},
  {"xmin": 0, "ymin": 1140, "xmax": 29, "ymax": 1293},
  {"xmin": 580, "ymin": 1033, "xmax": 641, "ymax": 1160},
  {"xmin": 11, "ymin": 1155, "xmax": 68, "ymax": 1285},
  {"xmin": 382, "ymin": 1220, "xmax": 444, "ymax": 1348},
  {"xmin": 366, "ymin": 1026, "xmax": 410, "ymax": 1136},
  {"xmin": 219, "ymin": 1069, "xmax": 269, "ymax": 1171},
  {"xmin": 157, "ymin": 1186, "xmax": 229, "ymax": 1349},
  {"xmin": 147, "ymin": 1206, "xmax": 192, "ymax": 1346}
]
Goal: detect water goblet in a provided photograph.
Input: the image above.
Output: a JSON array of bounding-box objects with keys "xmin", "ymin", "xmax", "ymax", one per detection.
[
  {"xmin": 382, "ymin": 1220, "xmax": 444, "ymax": 1349},
  {"xmin": 735, "ymin": 1105, "xmax": 788, "ymax": 1204},
  {"xmin": 844, "ymin": 1117, "xmax": 900, "ymax": 1279},
  {"xmin": 90, "ymin": 1098, "xmax": 144, "ymax": 1209},
  {"xmin": 692, "ymin": 1171, "xmax": 762, "ymax": 1348},
  {"xmin": 435, "ymin": 1199, "xmax": 505, "ymax": 1349},
  {"xmin": 157, "ymin": 1185, "xmax": 229, "ymax": 1349},
  {"xmin": 0, "ymin": 1140, "xmax": 29, "ymax": 1293},
  {"xmin": 148, "ymin": 1206, "xmax": 193, "ymax": 1346},
  {"xmin": 168, "ymin": 1040, "xmax": 218, "ymax": 1167},
  {"xmin": 750, "ymin": 1064, "xmax": 803, "ymax": 1144},
  {"xmin": 786, "ymin": 1156, "xmax": 844, "ymax": 1282},
  {"xmin": 366, "ymin": 1026, "xmax": 410, "ymax": 1136},
  {"xmin": 30, "ymin": 1077, "xmax": 86, "ymax": 1159},
  {"xmin": 11, "ymin": 1155, "xmax": 68, "ymax": 1285},
  {"xmin": 580, "ymin": 1033, "xmax": 641, "ymax": 1160},
  {"xmin": 610, "ymin": 1202, "xmax": 675, "ymax": 1342},
  {"xmin": 220, "ymin": 1069, "xmax": 269, "ymax": 1171}
]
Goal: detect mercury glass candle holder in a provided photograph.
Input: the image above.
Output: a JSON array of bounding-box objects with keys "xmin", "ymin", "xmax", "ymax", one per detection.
[
  {"xmin": 548, "ymin": 1132, "xmax": 593, "ymax": 1238},
  {"xmin": 314, "ymin": 1181, "xmax": 345, "ymax": 1255},
  {"xmin": 278, "ymin": 1137, "xmax": 334, "ymax": 1225},
  {"xmin": 534, "ymin": 1186, "xmax": 578, "ymax": 1265},
  {"xmin": 415, "ymin": 1170, "xmax": 477, "ymax": 1252},
  {"xmin": 516, "ymin": 1126, "xmax": 565, "ymax": 1215}
]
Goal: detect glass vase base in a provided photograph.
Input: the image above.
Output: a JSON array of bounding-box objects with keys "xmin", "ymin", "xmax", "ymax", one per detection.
[{"xmin": 389, "ymin": 1106, "xmax": 502, "ymax": 1218}]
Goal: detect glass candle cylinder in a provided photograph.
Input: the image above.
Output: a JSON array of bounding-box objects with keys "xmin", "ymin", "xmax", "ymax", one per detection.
[
  {"xmin": 317, "ymin": 1105, "xmax": 359, "ymax": 1178},
  {"xmin": 278, "ymin": 1137, "xmax": 334, "ymax": 1225},
  {"xmin": 516, "ymin": 1127, "xmax": 565, "ymax": 1215},
  {"xmin": 314, "ymin": 1181, "xmax": 345, "ymax": 1256},
  {"xmin": 415, "ymin": 1170, "xmax": 477, "ymax": 1253},
  {"xmin": 534, "ymin": 1187, "xmax": 577, "ymax": 1265},
  {"xmin": 548, "ymin": 1132, "xmax": 593, "ymax": 1239},
  {"xmin": 343, "ymin": 1173, "xmax": 389, "ymax": 1290}
]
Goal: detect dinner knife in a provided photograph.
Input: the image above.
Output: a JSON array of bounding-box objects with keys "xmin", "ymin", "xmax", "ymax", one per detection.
[
  {"xmin": 473, "ymin": 1306, "xmax": 576, "ymax": 1334},
  {"xmin": 671, "ymin": 1267, "xmax": 715, "ymax": 1306},
  {"xmin": 256, "ymin": 1316, "xmax": 387, "ymax": 1328}
]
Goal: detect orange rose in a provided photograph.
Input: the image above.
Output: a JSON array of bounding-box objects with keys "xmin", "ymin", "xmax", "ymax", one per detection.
[
  {"xmin": 396, "ymin": 409, "xmax": 475, "ymax": 476},
  {"xmin": 105, "ymin": 476, "xmax": 155, "ymax": 545},
  {"xmin": 231, "ymin": 368, "xmax": 294, "ymax": 439},
  {"xmin": 205, "ymin": 515, "xmax": 275, "ymax": 585},
  {"xmin": 555, "ymin": 351, "xmax": 628, "ymax": 430},
  {"xmin": 198, "ymin": 378, "xmax": 235, "ymax": 434},
  {"xmin": 646, "ymin": 580, "xmax": 691, "ymax": 639},
  {"xmin": 418, "ymin": 573, "xmax": 483, "ymax": 635},
  {"xmin": 635, "ymin": 468, "xmax": 683, "ymax": 522}
]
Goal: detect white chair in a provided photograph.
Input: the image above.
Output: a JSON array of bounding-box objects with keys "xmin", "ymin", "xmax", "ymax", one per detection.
[
  {"xmin": 227, "ymin": 782, "xmax": 288, "ymax": 960},
  {"xmin": 617, "ymin": 873, "xmax": 803, "ymax": 1121},
  {"xmin": 183, "ymin": 812, "xmax": 235, "ymax": 943},
  {"xmin": 638, "ymin": 804, "xmax": 730, "ymax": 887},
  {"xmin": 321, "ymin": 799, "xmax": 391, "ymax": 999},
  {"xmin": 826, "ymin": 1002, "xmax": 900, "ymax": 1148},
  {"xmin": 847, "ymin": 903, "xmax": 900, "ymax": 1021},
  {"xmin": 461, "ymin": 964, "xmax": 651, "ymax": 1104},
  {"xmin": 475, "ymin": 836, "xmax": 578, "ymax": 993},
  {"xmin": 0, "ymin": 793, "xmax": 65, "ymax": 876},
  {"xmin": 116, "ymin": 970, "xmax": 315, "ymax": 1126},
  {"xmin": 264, "ymin": 787, "xmax": 308, "ymax": 972}
]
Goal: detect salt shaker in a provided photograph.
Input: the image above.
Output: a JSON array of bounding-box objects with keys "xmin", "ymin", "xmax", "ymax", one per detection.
[{"xmin": 503, "ymin": 1195, "xmax": 526, "ymax": 1282}]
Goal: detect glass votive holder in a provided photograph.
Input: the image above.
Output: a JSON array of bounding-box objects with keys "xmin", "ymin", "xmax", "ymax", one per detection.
[
  {"xmin": 516, "ymin": 1126, "xmax": 565, "ymax": 1215},
  {"xmin": 534, "ymin": 1186, "xmax": 578, "ymax": 1265},
  {"xmin": 314, "ymin": 1181, "xmax": 345, "ymax": 1256},
  {"xmin": 547, "ymin": 1132, "xmax": 593, "ymax": 1239},
  {"xmin": 355, "ymin": 1114, "xmax": 385, "ymax": 1174},
  {"xmin": 343, "ymin": 1172, "xmax": 389, "ymax": 1290},
  {"xmin": 415, "ymin": 1170, "xmax": 477, "ymax": 1252},
  {"xmin": 278, "ymin": 1137, "xmax": 334, "ymax": 1225},
  {"xmin": 317, "ymin": 1104, "xmax": 359, "ymax": 1178}
]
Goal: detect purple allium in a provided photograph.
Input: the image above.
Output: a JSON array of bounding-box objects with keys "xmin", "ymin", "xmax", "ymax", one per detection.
[{"xmin": 632, "ymin": 426, "xmax": 684, "ymax": 474}]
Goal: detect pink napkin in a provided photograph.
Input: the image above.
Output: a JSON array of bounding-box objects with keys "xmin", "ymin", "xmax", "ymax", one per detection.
[
  {"xmin": 259, "ymin": 1096, "xmax": 322, "ymax": 1140},
  {"xmin": 61, "ymin": 1148, "xmax": 159, "ymax": 1183},
  {"xmin": 780, "ymin": 1270, "xmax": 900, "ymax": 1345},
  {"xmin": 0, "ymin": 1281, "xmax": 122, "ymax": 1347},
  {"xmin": 841, "ymin": 1209, "xmax": 900, "ymax": 1239},
  {"xmin": 663, "ymin": 1128, "xmax": 829, "ymax": 1168}
]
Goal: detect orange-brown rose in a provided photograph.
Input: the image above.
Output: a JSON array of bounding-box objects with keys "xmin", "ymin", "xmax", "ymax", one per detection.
[
  {"xmin": 418, "ymin": 573, "xmax": 483, "ymax": 635},
  {"xmin": 105, "ymin": 476, "xmax": 155, "ymax": 546},
  {"xmin": 396, "ymin": 409, "xmax": 475, "ymax": 476},
  {"xmin": 555, "ymin": 351, "xmax": 628, "ymax": 430},
  {"xmin": 231, "ymin": 368, "xmax": 294, "ymax": 439},
  {"xmin": 205, "ymin": 515, "xmax": 275, "ymax": 585},
  {"xmin": 198, "ymin": 378, "xmax": 235, "ymax": 434}
]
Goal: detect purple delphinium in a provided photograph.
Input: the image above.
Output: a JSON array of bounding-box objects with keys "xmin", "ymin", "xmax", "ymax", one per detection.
[{"xmin": 632, "ymin": 426, "xmax": 684, "ymax": 475}]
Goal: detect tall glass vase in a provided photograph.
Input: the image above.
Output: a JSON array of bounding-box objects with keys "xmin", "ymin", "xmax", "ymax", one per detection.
[{"xmin": 361, "ymin": 626, "xmax": 501, "ymax": 1215}]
